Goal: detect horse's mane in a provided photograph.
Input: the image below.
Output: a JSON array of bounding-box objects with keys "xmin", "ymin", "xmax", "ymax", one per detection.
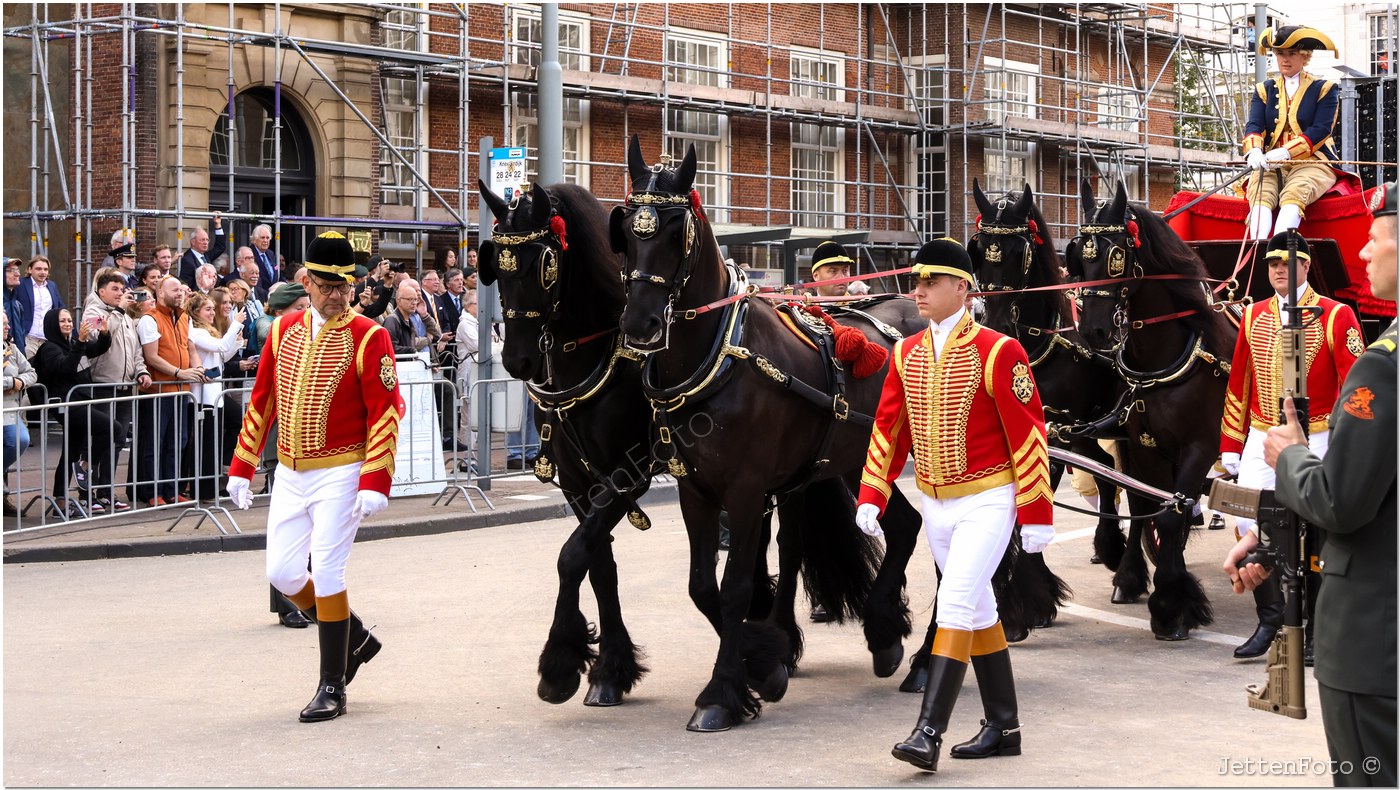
[
  {"xmin": 1130, "ymin": 203, "xmax": 1232, "ymax": 350},
  {"xmin": 547, "ymin": 183, "xmax": 627, "ymax": 311},
  {"xmin": 1024, "ymin": 199, "xmax": 1065, "ymax": 288}
]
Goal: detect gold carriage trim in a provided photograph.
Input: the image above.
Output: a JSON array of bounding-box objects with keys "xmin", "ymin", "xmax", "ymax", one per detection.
[
  {"xmin": 491, "ymin": 227, "xmax": 551, "ymax": 246},
  {"xmin": 626, "ymin": 192, "xmax": 691, "ymax": 206}
]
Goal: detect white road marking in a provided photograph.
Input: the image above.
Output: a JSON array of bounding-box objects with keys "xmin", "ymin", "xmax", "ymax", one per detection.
[
  {"xmin": 1060, "ymin": 602, "xmax": 1245, "ymax": 646},
  {"xmin": 506, "ymin": 493, "xmax": 551, "ymax": 501}
]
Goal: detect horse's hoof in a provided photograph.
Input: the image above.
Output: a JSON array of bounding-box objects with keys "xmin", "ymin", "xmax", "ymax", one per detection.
[
  {"xmin": 1003, "ymin": 624, "xmax": 1030, "ymax": 643},
  {"xmin": 1033, "ymin": 615, "xmax": 1054, "ymax": 629},
  {"xmin": 1090, "ymin": 552, "xmax": 1104, "ymax": 564},
  {"xmin": 898, "ymin": 663, "xmax": 929, "ymax": 694},
  {"xmin": 872, "ymin": 642, "xmax": 904, "ymax": 678},
  {"xmin": 583, "ymin": 682, "xmax": 624, "ymax": 707},
  {"xmin": 1153, "ymin": 620, "xmax": 1190, "ymax": 641},
  {"xmin": 537, "ymin": 673, "xmax": 582, "ymax": 705},
  {"xmin": 751, "ymin": 664, "xmax": 789, "ymax": 702},
  {"xmin": 1110, "ymin": 586, "xmax": 1140, "ymax": 605},
  {"xmin": 686, "ymin": 705, "xmax": 735, "ymax": 732}
]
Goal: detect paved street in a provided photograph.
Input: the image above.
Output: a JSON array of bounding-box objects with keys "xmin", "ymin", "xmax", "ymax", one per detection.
[{"xmin": 4, "ymin": 480, "xmax": 1335, "ymax": 787}]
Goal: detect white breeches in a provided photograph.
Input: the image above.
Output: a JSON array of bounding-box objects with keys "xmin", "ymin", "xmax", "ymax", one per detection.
[
  {"xmin": 920, "ymin": 483, "xmax": 1017, "ymax": 632},
  {"xmin": 265, "ymin": 463, "xmax": 364, "ymax": 597},
  {"xmin": 1235, "ymin": 426, "xmax": 1330, "ymax": 536}
]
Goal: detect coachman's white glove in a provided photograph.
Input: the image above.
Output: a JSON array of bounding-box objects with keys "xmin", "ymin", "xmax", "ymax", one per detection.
[
  {"xmin": 355, "ymin": 491, "xmax": 389, "ymax": 519},
  {"xmin": 1245, "ymin": 149, "xmax": 1267, "ymax": 171},
  {"xmin": 855, "ymin": 503, "xmax": 884, "ymax": 538},
  {"xmin": 1020, "ymin": 524, "xmax": 1055, "ymax": 553},
  {"xmin": 227, "ymin": 476, "xmax": 252, "ymax": 510},
  {"xmin": 1263, "ymin": 147, "xmax": 1292, "ymax": 169},
  {"xmin": 1220, "ymin": 452, "xmax": 1241, "ymax": 477}
]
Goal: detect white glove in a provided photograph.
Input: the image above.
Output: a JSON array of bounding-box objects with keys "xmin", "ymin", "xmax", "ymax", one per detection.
[
  {"xmin": 227, "ymin": 476, "xmax": 252, "ymax": 510},
  {"xmin": 1220, "ymin": 452, "xmax": 1241, "ymax": 477},
  {"xmin": 1263, "ymin": 147, "xmax": 1292, "ymax": 169},
  {"xmin": 1245, "ymin": 149, "xmax": 1267, "ymax": 171},
  {"xmin": 1020, "ymin": 524, "xmax": 1055, "ymax": 553},
  {"xmin": 855, "ymin": 503, "xmax": 883, "ymax": 538},
  {"xmin": 355, "ymin": 490, "xmax": 389, "ymax": 519}
]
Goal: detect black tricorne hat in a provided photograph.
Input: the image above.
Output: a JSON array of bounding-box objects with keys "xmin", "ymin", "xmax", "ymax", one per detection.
[
  {"xmin": 305, "ymin": 232, "xmax": 359, "ymax": 284},
  {"xmin": 1263, "ymin": 230, "xmax": 1312, "ymax": 263},
  {"xmin": 1368, "ymin": 182, "xmax": 1398, "ymax": 219},
  {"xmin": 810, "ymin": 240, "xmax": 854, "ymax": 275},
  {"xmin": 912, "ymin": 237, "xmax": 975, "ymax": 285},
  {"xmin": 1257, "ymin": 25, "xmax": 1337, "ymax": 55}
]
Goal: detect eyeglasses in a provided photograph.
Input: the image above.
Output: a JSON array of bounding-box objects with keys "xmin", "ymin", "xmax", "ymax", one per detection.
[{"xmin": 310, "ymin": 281, "xmax": 354, "ymax": 295}]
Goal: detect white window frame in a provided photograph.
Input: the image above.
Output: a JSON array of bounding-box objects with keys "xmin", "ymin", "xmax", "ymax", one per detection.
[
  {"xmin": 1095, "ymin": 85, "xmax": 1142, "ymax": 134},
  {"xmin": 1370, "ymin": 12, "xmax": 1397, "ymax": 76},
  {"xmin": 665, "ymin": 27, "xmax": 730, "ymax": 222},
  {"xmin": 982, "ymin": 57, "xmax": 1038, "ymax": 194},
  {"xmin": 510, "ymin": 8, "xmax": 592, "ymax": 186},
  {"xmin": 790, "ymin": 47, "xmax": 845, "ymax": 228},
  {"xmin": 904, "ymin": 54, "xmax": 948, "ymax": 236},
  {"xmin": 379, "ymin": 5, "xmax": 428, "ymax": 246}
]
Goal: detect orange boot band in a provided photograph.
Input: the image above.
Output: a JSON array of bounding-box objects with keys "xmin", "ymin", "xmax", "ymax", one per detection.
[
  {"xmin": 931, "ymin": 628, "xmax": 973, "ymax": 663},
  {"xmin": 971, "ymin": 623, "xmax": 1010, "ymax": 656},
  {"xmin": 287, "ymin": 579, "xmax": 317, "ymax": 611},
  {"xmin": 315, "ymin": 590, "xmax": 350, "ymax": 622}
]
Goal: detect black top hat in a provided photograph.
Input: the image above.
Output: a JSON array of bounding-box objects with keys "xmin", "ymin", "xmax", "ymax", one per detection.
[
  {"xmin": 305, "ymin": 232, "xmax": 360, "ymax": 284},
  {"xmin": 1257, "ymin": 25, "xmax": 1337, "ymax": 55},
  {"xmin": 810, "ymin": 240, "xmax": 854, "ymax": 276},
  {"xmin": 112, "ymin": 242, "xmax": 136, "ymax": 259},
  {"xmin": 1263, "ymin": 230, "xmax": 1312, "ymax": 263},
  {"xmin": 1369, "ymin": 182, "xmax": 1398, "ymax": 218},
  {"xmin": 912, "ymin": 237, "xmax": 975, "ymax": 285}
]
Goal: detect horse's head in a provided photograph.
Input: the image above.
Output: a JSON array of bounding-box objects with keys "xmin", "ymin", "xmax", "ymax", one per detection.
[
  {"xmin": 1066, "ymin": 180, "xmax": 1142, "ymax": 352},
  {"xmin": 477, "ymin": 180, "xmax": 565, "ymax": 381},
  {"xmin": 969, "ymin": 180, "xmax": 1043, "ymax": 295},
  {"xmin": 612, "ymin": 135, "xmax": 708, "ymax": 352}
]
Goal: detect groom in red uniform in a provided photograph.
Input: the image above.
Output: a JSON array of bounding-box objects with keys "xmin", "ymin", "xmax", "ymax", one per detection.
[
  {"xmin": 856, "ymin": 238, "xmax": 1053, "ymax": 772},
  {"xmin": 227, "ymin": 231, "xmax": 404, "ymax": 722}
]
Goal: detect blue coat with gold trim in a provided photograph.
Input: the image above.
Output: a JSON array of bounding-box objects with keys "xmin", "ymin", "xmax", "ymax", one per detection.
[{"xmin": 1243, "ymin": 73, "xmax": 1340, "ymax": 162}]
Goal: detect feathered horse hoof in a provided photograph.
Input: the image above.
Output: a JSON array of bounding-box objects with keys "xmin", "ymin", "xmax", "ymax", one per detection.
[
  {"xmin": 1111, "ymin": 586, "xmax": 1140, "ymax": 605},
  {"xmin": 750, "ymin": 663, "xmax": 789, "ymax": 703},
  {"xmin": 537, "ymin": 672, "xmax": 582, "ymax": 705},
  {"xmin": 686, "ymin": 705, "xmax": 736, "ymax": 732},
  {"xmin": 898, "ymin": 662, "xmax": 928, "ymax": 694},
  {"xmin": 1152, "ymin": 617, "xmax": 1190, "ymax": 642},
  {"xmin": 871, "ymin": 642, "xmax": 904, "ymax": 678},
  {"xmin": 1003, "ymin": 623, "xmax": 1030, "ymax": 643},
  {"xmin": 583, "ymin": 682, "xmax": 624, "ymax": 707}
]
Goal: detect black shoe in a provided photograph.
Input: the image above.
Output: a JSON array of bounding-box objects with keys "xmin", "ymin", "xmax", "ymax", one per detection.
[
  {"xmin": 346, "ymin": 625, "xmax": 382, "ymax": 686},
  {"xmin": 506, "ymin": 458, "xmax": 525, "ymax": 470},
  {"xmin": 280, "ymin": 610, "xmax": 312, "ymax": 629},
  {"xmin": 1233, "ymin": 624, "xmax": 1280, "ymax": 659},
  {"xmin": 950, "ymin": 646, "xmax": 1022, "ymax": 759},
  {"xmin": 891, "ymin": 652, "xmax": 969, "ymax": 772},
  {"xmin": 300, "ymin": 617, "xmax": 350, "ymax": 722},
  {"xmin": 810, "ymin": 605, "xmax": 834, "ymax": 623}
]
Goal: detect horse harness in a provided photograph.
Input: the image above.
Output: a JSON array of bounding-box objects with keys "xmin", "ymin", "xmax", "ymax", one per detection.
[
  {"xmin": 491, "ymin": 209, "xmax": 659, "ymax": 530},
  {"xmin": 638, "ymin": 261, "xmax": 884, "ymax": 504}
]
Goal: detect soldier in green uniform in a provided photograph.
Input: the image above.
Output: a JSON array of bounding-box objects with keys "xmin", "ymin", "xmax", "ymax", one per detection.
[{"xmin": 1225, "ymin": 182, "xmax": 1397, "ymax": 787}]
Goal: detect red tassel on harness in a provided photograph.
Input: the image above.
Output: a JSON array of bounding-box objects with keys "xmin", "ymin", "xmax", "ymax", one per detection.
[
  {"xmin": 550, "ymin": 214, "xmax": 568, "ymax": 251},
  {"xmin": 1126, "ymin": 219, "xmax": 1141, "ymax": 248},
  {"xmin": 799, "ymin": 304, "xmax": 888, "ymax": 380},
  {"xmin": 689, "ymin": 189, "xmax": 707, "ymax": 223},
  {"xmin": 1027, "ymin": 218, "xmax": 1043, "ymax": 246}
]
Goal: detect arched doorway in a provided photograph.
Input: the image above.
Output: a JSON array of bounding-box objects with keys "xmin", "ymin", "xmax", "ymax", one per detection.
[{"xmin": 208, "ymin": 87, "xmax": 316, "ymax": 270}]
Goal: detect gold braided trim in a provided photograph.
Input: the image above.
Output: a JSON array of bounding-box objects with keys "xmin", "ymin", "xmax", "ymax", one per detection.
[
  {"xmin": 627, "ymin": 192, "xmax": 690, "ymax": 206},
  {"xmin": 917, "ymin": 468, "xmax": 1016, "ymax": 500},
  {"xmin": 860, "ymin": 471, "xmax": 893, "ymax": 500},
  {"xmin": 234, "ymin": 445, "xmax": 261, "ymax": 467},
  {"xmin": 279, "ymin": 448, "xmax": 367, "ymax": 471},
  {"xmin": 492, "ymin": 227, "xmax": 551, "ymax": 246},
  {"xmin": 1078, "ymin": 224, "xmax": 1127, "ymax": 234},
  {"xmin": 977, "ymin": 224, "xmax": 1029, "ymax": 236},
  {"xmin": 652, "ymin": 300, "xmax": 754, "ymax": 412}
]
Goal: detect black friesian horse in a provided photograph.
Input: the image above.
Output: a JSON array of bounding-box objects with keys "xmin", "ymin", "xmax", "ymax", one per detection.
[
  {"xmin": 476, "ymin": 181, "xmax": 657, "ymax": 707},
  {"xmin": 1066, "ymin": 181, "xmax": 1233, "ymax": 640},
  {"xmin": 968, "ymin": 181, "xmax": 1115, "ymax": 604},
  {"xmin": 613, "ymin": 137, "xmax": 925, "ymax": 731}
]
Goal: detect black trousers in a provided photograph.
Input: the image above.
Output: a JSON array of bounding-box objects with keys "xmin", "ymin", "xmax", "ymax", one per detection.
[
  {"xmin": 1319, "ymin": 681, "xmax": 1397, "ymax": 787},
  {"xmin": 52, "ymin": 403, "xmax": 114, "ymax": 499}
]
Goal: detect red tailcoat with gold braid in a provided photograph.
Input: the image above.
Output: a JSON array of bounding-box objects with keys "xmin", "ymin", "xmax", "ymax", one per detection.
[
  {"xmin": 857, "ymin": 312, "xmax": 1053, "ymax": 525},
  {"xmin": 229, "ymin": 309, "xmax": 406, "ymax": 495},
  {"xmin": 1220, "ymin": 286, "xmax": 1363, "ymax": 454}
]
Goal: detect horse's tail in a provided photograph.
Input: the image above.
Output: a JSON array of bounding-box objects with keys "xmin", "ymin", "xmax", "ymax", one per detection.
[{"xmin": 788, "ymin": 477, "xmax": 883, "ymax": 625}]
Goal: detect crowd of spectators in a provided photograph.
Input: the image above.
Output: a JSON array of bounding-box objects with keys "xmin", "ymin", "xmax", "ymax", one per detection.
[{"xmin": 2, "ymin": 234, "xmax": 492, "ymax": 519}]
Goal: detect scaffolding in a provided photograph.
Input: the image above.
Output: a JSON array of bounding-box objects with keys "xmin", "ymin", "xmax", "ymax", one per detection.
[{"xmin": 4, "ymin": 2, "xmax": 1392, "ymax": 301}]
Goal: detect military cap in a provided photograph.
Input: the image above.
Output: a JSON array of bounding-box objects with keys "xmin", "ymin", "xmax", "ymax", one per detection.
[
  {"xmin": 112, "ymin": 242, "xmax": 136, "ymax": 259},
  {"xmin": 810, "ymin": 240, "xmax": 855, "ymax": 276},
  {"xmin": 1264, "ymin": 230, "xmax": 1311, "ymax": 263},
  {"xmin": 304, "ymin": 231, "xmax": 359, "ymax": 284},
  {"xmin": 1257, "ymin": 25, "xmax": 1337, "ymax": 56},
  {"xmin": 266, "ymin": 282, "xmax": 308, "ymax": 313},
  {"xmin": 912, "ymin": 237, "xmax": 976, "ymax": 285},
  {"xmin": 1368, "ymin": 182, "xmax": 1398, "ymax": 218}
]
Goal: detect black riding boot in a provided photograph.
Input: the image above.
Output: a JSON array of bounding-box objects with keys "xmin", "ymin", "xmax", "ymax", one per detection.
[
  {"xmin": 301, "ymin": 606, "xmax": 382, "ymax": 685},
  {"xmin": 300, "ymin": 616, "xmax": 350, "ymax": 722},
  {"xmin": 950, "ymin": 649, "xmax": 1022, "ymax": 758},
  {"xmin": 1234, "ymin": 574, "xmax": 1283, "ymax": 659},
  {"xmin": 892, "ymin": 654, "xmax": 968, "ymax": 771}
]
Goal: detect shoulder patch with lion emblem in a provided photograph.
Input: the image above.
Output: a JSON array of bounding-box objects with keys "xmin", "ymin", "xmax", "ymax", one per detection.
[
  {"xmin": 379, "ymin": 354, "xmax": 397, "ymax": 391},
  {"xmin": 1010, "ymin": 360, "xmax": 1034, "ymax": 404}
]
